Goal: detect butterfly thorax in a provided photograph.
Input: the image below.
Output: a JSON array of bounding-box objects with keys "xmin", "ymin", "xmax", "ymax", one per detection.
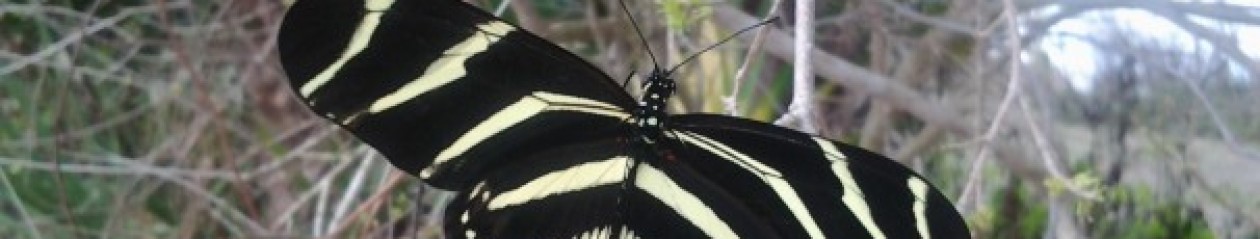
[{"xmin": 630, "ymin": 68, "xmax": 676, "ymax": 145}]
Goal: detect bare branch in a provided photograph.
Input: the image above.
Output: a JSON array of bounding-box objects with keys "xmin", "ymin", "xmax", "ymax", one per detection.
[{"xmin": 779, "ymin": 0, "xmax": 818, "ymax": 133}]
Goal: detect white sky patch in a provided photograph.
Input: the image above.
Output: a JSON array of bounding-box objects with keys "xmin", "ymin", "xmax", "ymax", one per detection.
[
  {"xmin": 1040, "ymin": 38, "xmax": 1100, "ymax": 92},
  {"xmin": 1036, "ymin": 6, "xmax": 1259, "ymax": 92},
  {"xmin": 1237, "ymin": 26, "xmax": 1260, "ymax": 60}
]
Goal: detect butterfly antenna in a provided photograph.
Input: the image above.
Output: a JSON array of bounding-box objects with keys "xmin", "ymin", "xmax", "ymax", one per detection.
[
  {"xmin": 667, "ymin": 17, "xmax": 779, "ymax": 75},
  {"xmin": 619, "ymin": 0, "xmax": 661, "ymax": 69},
  {"xmin": 621, "ymin": 69, "xmax": 637, "ymax": 89}
]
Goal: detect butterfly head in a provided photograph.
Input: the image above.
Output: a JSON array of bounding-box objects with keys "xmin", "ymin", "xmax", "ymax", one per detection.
[{"xmin": 630, "ymin": 67, "xmax": 676, "ymax": 145}]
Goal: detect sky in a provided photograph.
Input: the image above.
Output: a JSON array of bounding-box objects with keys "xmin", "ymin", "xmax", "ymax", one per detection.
[{"xmin": 1035, "ymin": 3, "xmax": 1259, "ymax": 92}]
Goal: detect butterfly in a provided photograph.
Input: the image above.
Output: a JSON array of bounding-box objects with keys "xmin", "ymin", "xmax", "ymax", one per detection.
[{"xmin": 278, "ymin": 0, "xmax": 970, "ymax": 238}]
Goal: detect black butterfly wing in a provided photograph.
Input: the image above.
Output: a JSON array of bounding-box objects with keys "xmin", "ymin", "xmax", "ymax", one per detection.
[
  {"xmin": 279, "ymin": 0, "xmax": 637, "ymax": 189},
  {"xmin": 819, "ymin": 140, "xmax": 973, "ymax": 239},
  {"xmin": 668, "ymin": 114, "xmax": 972, "ymax": 238},
  {"xmin": 445, "ymin": 115, "xmax": 970, "ymax": 238},
  {"xmin": 445, "ymin": 139, "xmax": 782, "ymax": 238}
]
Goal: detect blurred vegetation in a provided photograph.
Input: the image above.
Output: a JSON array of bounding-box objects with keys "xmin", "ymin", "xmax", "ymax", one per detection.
[{"xmin": 2, "ymin": 0, "xmax": 1257, "ymax": 238}]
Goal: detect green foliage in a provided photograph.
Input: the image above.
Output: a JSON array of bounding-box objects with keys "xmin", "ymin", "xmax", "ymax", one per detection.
[
  {"xmin": 658, "ymin": 0, "xmax": 697, "ymax": 30},
  {"xmin": 0, "ymin": 0, "xmax": 306, "ymax": 237},
  {"xmin": 985, "ymin": 183, "xmax": 1048, "ymax": 238},
  {"xmin": 978, "ymin": 181, "xmax": 1217, "ymax": 238},
  {"xmin": 2, "ymin": 169, "xmax": 128, "ymax": 238},
  {"xmin": 1085, "ymin": 187, "xmax": 1216, "ymax": 239}
]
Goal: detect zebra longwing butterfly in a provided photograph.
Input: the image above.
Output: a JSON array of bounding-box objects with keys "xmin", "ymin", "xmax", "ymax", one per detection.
[{"xmin": 278, "ymin": 0, "xmax": 970, "ymax": 238}]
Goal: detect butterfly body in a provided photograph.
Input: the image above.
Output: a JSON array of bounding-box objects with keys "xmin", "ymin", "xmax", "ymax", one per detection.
[{"xmin": 629, "ymin": 68, "xmax": 676, "ymax": 145}]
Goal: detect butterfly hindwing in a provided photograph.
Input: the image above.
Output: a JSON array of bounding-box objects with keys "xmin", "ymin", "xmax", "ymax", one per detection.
[
  {"xmin": 446, "ymin": 139, "xmax": 781, "ymax": 238},
  {"xmin": 279, "ymin": 0, "xmax": 637, "ymax": 189}
]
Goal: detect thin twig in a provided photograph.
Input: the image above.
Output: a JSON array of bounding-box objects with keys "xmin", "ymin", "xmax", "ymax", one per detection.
[
  {"xmin": 1018, "ymin": 92, "xmax": 1100, "ymax": 201},
  {"xmin": 313, "ymin": 164, "xmax": 331, "ymax": 236},
  {"xmin": 126, "ymin": 159, "xmax": 269, "ymax": 235},
  {"xmin": 957, "ymin": 29, "xmax": 1023, "ymax": 211},
  {"xmin": 322, "ymin": 170, "xmax": 409, "ymax": 239},
  {"xmin": 725, "ymin": 0, "xmax": 782, "ymax": 116},
  {"xmin": 271, "ymin": 148, "xmax": 358, "ymax": 232},
  {"xmin": 1173, "ymin": 70, "xmax": 1260, "ymax": 161},
  {"xmin": 329, "ymin": 150, "xmax": 379, "ymax": 233},
  {"xmin": 0, "ymin": 167, "xmax": 44, "ymax": 239},
  {"xmin": 0, "ymin": 124, "xmax": 338, "ymax": 181}
]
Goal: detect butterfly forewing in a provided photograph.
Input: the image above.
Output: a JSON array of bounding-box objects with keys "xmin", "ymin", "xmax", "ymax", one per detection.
[
  {"xmin": 669, "ymin": 115, "xmax": 971, "ymax": 238},
  {"xmin": 279, "ymin": 0, "xmax": 636, "ymax": 189},
  {"xmin": 818, "ymin": 140, "xmax": 974, "ymax": 238}
]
